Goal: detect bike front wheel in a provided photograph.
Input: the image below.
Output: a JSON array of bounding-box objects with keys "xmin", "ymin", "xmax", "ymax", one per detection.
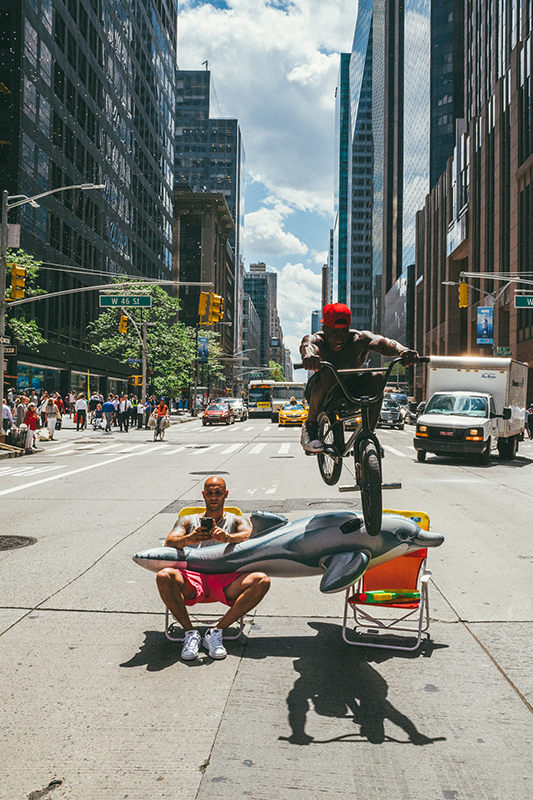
[
  {"xmin": 359, "ymin": 440, "xmax": 382, "ymax": 535},
  {"xmin": 317, "ymin": 412, "xmax": 343, "ymax": 486}
]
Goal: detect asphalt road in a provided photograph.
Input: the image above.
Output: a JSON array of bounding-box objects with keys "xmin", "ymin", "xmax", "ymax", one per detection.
[{"xmin": 1, "ymin": 416, "xmax": 532, "ymax": 799}]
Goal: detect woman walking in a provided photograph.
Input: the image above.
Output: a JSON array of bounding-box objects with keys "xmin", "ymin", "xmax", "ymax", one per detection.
[
  {"xmin": 24, "ymin": 402, "xmax": 39, "ymax": 453},
  {"xmin": 45, "ymin": 397, "xmax": 60, "ymax": 440}
]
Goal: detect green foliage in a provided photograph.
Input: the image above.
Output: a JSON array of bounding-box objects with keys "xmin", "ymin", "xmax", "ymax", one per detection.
[
  {"xmin": 86, "ymin": 282, "xmax": 226, "ymax": 395},
  {"xmin": 5, "ymin": 248, "xmax": 47, "ymax": 350},
  {"xmin": 269, "ymin": 360, "xmax": 285, "ymax": 381}
]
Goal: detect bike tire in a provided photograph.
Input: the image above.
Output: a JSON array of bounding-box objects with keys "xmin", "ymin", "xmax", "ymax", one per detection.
[
  {"xmin": 160, "ymin": 427, "xmax": 165, "ymax": 440},
  {"xmin": 317, "ymin": 412, "xmax": 343, "ymax": 486},
  {"xmin": 359, "ymin": 440, "xmax": 382, "ymax": 536}
]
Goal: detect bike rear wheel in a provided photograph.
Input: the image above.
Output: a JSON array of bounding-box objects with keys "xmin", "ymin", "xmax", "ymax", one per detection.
[
  {"xmin": 358, "ymin": 440, "xmax": 382, "ymax": 535},
  {"xmin": 317, "ymin": 412, "xmax": 343, "ymax": 486}
]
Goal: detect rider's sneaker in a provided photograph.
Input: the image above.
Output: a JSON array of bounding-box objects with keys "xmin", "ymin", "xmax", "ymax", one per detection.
[
  {"xmin": 301, "ymin": 421, "xmax": 324, "ymax": 453},
  {"xmin": 203, "ymin": 628, "xmax": 227, "ymax": 659},
  {"xmin": 181, "ymin": 629, "xmax": 201, "ymax": 661}
]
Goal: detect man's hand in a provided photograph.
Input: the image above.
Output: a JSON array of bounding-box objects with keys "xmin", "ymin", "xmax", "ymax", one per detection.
[
  {"xmin": 400, "ymin": 349, "xmax": 420, "ymax": 367},
  {"xmin": 301, "ymin": 353, "xmax": 321, "ymax": 371},
  {"xmin": 211, "ymin": 524, "xmax": 229, "ymax": 543},
  {"xmin": 188, "ymin": 525, "xmax": 215, "ymax": 545}
]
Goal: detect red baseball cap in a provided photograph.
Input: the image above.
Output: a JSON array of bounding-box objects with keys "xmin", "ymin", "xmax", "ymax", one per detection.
[{"xmin": 322, "ymin": 303, "xmax": 351, "ymax": 329}]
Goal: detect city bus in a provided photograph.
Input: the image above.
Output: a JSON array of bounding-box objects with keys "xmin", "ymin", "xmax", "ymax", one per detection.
[
  {"xmin": 247, "ymin": 380, "xmax": 275, "ymax": 417},
  {"xmin": 270, "ymin": 381, "xmax": 306, "ymax": 422}
]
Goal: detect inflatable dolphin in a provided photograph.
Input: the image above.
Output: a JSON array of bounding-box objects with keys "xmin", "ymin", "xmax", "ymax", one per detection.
[{"xmin": 132, "ymin": 510, "xmax": 444, "ymax": 594}]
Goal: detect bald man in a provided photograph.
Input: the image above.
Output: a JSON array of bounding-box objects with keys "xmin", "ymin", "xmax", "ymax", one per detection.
[{"xmin": 156, "ymin": 476, "xmax": 270, "ymax": 661}]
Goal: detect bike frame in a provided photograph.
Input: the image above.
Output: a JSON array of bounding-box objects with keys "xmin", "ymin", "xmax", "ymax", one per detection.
[{"xmin": 320, "ymin": 357, "xmax": 406, "ymax": 463}]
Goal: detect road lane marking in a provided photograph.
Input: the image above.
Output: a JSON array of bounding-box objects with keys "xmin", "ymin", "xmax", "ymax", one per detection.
[
  {"xmin": 278, "ymin": 443, "xmax": 291, "ymax": 454},
  {"xmin": 0, "ymin": 446, "xmax": 161, "ymax": 497},
  {"xmin": 0, "ymin": 464, "xmax": 65, "ymax": 478},
  {"xmin": 116, "ymin": 443, "xmax": 146, "ymax": 453},
  {"xmin": 161, "ymin": 446, "xmax": 187, "ymax": 455},
  {"xmin": 192, "ymin": 444, "xmax": 222, "ymax": 455},
  {"xmin": 48, "ymin": 449, "xmax": 75, "ymax": 457},
  {"xmin": 382, "ymin": 444, "xmax": 408, "ymax": 458},
  {"xmin": 249, "ymin": 443, "xmax": 267, "ymax": 454},
  {"xmin": 77, "ymin": 443, "xmax": 120, "ymax": 455},
  {"xmin": 243, "ymin": 426, "xmax": 255, "ymax": 431},
  {"xmin": 220, "ymin": 443, "xmax": 243, "ymax": 454}
]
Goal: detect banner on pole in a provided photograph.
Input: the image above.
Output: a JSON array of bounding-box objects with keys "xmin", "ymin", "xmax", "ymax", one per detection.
[
  {"xmin": 477, "ymin": 307, "xmax": 494, "ymax": 345},
  {"xmin": 198, "ymin": 335, "xmax": 209, "ymax": 363}
]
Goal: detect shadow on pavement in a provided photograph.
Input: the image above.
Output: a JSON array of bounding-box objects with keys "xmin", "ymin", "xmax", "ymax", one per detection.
[{"xmin": 247, "ymin": 621, "xmax": 447, "ymax": 748}]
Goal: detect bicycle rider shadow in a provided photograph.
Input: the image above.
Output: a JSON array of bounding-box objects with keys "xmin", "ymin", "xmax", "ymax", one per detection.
[{"xmin": 278, "ymin": 621, "xmax": 447, "ymax": 747}]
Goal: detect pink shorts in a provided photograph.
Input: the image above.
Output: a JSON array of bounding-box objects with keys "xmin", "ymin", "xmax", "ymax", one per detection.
[{"xmin": 179, "ymin": 569, "xmax": 242, "ymax": 607}]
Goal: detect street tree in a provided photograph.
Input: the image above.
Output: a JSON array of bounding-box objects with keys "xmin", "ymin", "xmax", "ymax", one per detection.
[
  {"xmin": 269, "ymin": 360, "xmax": 285, "ymax": 381},
  {"xmin": 86, "ymin": 282, "xmax": 225, "ymax": 396}
]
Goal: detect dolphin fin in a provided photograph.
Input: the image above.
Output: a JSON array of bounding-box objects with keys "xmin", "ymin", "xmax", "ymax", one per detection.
[{"xmin": 319, "ymin": 551, "xmax": 370, "ymax": 594}]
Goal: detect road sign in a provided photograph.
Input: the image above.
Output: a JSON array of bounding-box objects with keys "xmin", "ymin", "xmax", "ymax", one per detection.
[
  {"xmin": 3, "ymin": 346, "xmax": 16, "ymax": 356},
  {"xmin": 0, "ymin": 335, "xmax": 10, "ymax": 345},
  {"xmin": 496, "ymin": 347, "xmax": 511, "ymax": 356},
  {"xmin": 126, "ymin": 358, "xmax": 142, "ymax": 363},
  {"xmin": 514, "ymin": 296, "xmax": 533, "ymax": 308},
  {"xmin": 99, "ymin": 295, "xmax": 152, "ymax": 307}
]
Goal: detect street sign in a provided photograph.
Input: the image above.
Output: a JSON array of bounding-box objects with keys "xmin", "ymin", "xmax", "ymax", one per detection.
[
  {"xmin": 0, "ymin": 335, "xmax": 10, "ymax": 345},
  {"xmin": 126, "ymin": 358, "xmax": 142, "ymax": 363},
  {"xmin": 99, "ymin": 295, "xmax": 152, "ymax": 307},
  {"xmin": 3, "ymin": 346, "xmax": 16, "ymax": 356},
  {"xmin": 514, "ymin": 296, "xmax": 533, "ymax": 307},
  {"xmin": 496, "ymin": 347, "xmax": 511, "ymax": 356}
]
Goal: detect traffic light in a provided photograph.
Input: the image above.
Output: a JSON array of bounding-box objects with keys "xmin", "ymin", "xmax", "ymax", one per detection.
[
  {"xmin": 119, "ymin": 314, "xmax": 128, "ymax": 333},
  {"xmin": 208, "ymin": 293, "xmax": 224, "ymax": 323},
  {"xmin": 198, "ymin": 291, "xmax": 211, "ymax": 324},
  {"xmin": 129, "ymin": 375, "xmax": 142, "ymax": 386},
  {"xmin": 10, "ymin": 264, "xmax": 26, "ymax": 300},
  {"xmin": 458, "ymin": 282, "xmax": 469, "ymax": 308}
]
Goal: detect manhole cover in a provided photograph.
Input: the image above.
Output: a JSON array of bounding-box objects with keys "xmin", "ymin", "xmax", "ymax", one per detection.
[
  {"xmin": 0, "ymin": 535, "xmax": 37, "ymax": 551},
  {"xmin": 190, "ymin": 471, "xmax": 230, "ymax": 475},
  {"xmin": 307, "ymin": 500, "xmax": 357, "ymax": 509}
]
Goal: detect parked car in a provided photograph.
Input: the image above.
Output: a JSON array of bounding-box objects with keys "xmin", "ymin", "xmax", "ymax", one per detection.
[
  {"xmin": 226, "ymin": 398, "xmax": 248, "ymax": 421},
  {"xmin": 202, "ymin": 402, "xmax": 235, "ymax": 425},
  {"xmin": 378, "ymin": 398, "xmax": 405, "ymax": 429},
  {"xmin": 278, "ymin": 401, "xmax": 308, "ymax": 427}
]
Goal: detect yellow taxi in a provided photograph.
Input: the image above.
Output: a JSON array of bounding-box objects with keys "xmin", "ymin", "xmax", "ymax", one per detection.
[{"xmin": 278, "ymin": 399, "xmax": 308, "ymax": 427}]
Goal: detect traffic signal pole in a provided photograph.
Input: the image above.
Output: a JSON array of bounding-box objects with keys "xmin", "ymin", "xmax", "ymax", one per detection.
[{"xmin": 0, "ymin": 190, "xmax": 8, "ymax": 406}]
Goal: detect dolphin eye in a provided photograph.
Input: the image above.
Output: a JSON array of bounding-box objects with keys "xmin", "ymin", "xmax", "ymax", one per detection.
[{"xmin": 397, "ymin": 529, "xmax": 413, "ymax": 541}]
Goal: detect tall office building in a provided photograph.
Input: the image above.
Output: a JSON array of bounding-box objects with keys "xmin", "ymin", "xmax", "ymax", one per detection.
[
  {"xmin": 243, "ymin": 262, "xmax": 281, "ymax": 369},
  {"xmin": 414, "ymin": 0, "xmax": 533, "ymax": 397},
  {"xmin": 333, "ymin": 53, "xmax": 351, "ymax": 304},
  {"xmin": 174, "ymin": 69, "xmax": 245, "ymax": 351},
  {"xmin": 0, "ymin": 0, "xmax": 177, "ymax": 394}
]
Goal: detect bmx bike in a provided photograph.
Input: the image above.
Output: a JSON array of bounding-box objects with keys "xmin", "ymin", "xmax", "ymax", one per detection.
[{"xmin": 296, "ymin": 356, "xmax": 429, "ymax": 536}]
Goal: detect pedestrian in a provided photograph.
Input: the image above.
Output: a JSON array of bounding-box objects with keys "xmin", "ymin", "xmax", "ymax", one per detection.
[
  {"xmin": 143, "ymin": 397, "xmax": 152, "ymax": 428},
  {"xmin": 75, "ymin": 393, "xmax": 88, "ymax": 430},
  {"xmin": 24, "ymin": 402, "xmax": 39, "ymax": 452},
  {"xmin": 102, "ymin": 395, "xmax": 115, "ymax": 432},
  {"xmin": 112, "ymin": 395, "xmax": 119, "ymax": 426},
  {"xmin": 2, "ymin": 398, "xmax": 14, "ymax": 431},
  {"xmin": 45, "ymin": 397, "xmax": 60, "ymax": 440},
  {"xmin": 89, "ymin": 391, "xmax": 100, "ymax": 422},
  {"xmin": 15, "ymin": 396, "xmax": 28, "ymax": 427},
  {"xmin": 118, "ymin": 395, "xmax": 129, "ymax": 432},
  {"xmin": 528, "ymin": 405, "xmax": 533, "ymax": 440},
  {"xmin": 137, "ymin": 397, "xmax": 144, "ymax": 428},
  {"xmin": 39, "ymin": 393, "xmax": 49, "ymax": 428}
]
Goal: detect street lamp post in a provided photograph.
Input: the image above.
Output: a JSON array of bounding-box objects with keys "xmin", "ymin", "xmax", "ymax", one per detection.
[{"xmin": 0, "ymin": 183, "xmax": 105, "ymax": 405}]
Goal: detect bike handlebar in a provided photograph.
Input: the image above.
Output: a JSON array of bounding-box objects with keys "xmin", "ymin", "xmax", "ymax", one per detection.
[{"xmin": 293, "ymin": 356, "xmax": 431, "ymax": 406}]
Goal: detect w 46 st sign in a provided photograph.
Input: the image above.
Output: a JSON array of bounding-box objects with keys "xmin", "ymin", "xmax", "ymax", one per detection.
[
  {"xmin": 99, "ymin": 295, "xmax": 152, "ymax": 307},
  {"xmin": 514, "ymin": 296, "xmax": 533, "ymax": 307}
]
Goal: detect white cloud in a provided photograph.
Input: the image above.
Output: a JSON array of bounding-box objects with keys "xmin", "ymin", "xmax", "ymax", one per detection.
[
  {"xmin": 243, "ymin": 206, "xmax": 308, "ymax": 257},
  {"xmin": 309, "ymin": 249, "xmax": 328, "ymax": 265},
  {"xmin": 273, "ymin": 261, "xmax": 322, "ymax": 354},
  {"xmin": 177, "ymin": 0, "xmax": 356, "ymax": 216}
]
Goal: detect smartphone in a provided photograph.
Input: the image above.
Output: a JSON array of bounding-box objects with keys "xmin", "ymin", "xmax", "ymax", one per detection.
[{"xmin": 201, "ymin": 517, "xmax": 214, "ymax": 531}]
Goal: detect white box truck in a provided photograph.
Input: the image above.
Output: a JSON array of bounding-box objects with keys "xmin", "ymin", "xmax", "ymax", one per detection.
[{"xmin": 413, "ymin": 356, "xmax": 528, "ymax": 463}]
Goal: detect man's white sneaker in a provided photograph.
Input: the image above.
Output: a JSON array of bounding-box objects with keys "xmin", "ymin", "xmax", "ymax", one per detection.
[
  {"xmin": 203, "ymin": 628, "xmax": 227, "ymax": 659},
  {"xmin": 301, "ymin": 422, "xmax": 324, "ymax": 453},
  {"xmin": 181, "ymin": 629, "xmax": 201, "ymax": 660}
]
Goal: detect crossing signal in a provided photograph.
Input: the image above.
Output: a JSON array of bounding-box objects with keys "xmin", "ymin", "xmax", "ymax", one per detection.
[
  {"xmin": 198, "ymin": 291, "xmax": 211, "ymax": 324},
  {"xmin": 119, "ymin": 314, "xmax": 128, "ymax": 333},
  {"xmin": 130, "ymin": 375, "xmax": 142, "ymax": 386},
  {"xmin": 10, "ymin": 264, "xmax": 26, "ymax": 300},
  {"xmin": 458, "ymin": 282, "xmax": 469, "ymax": 308},
  {"xmin": 208, "ymin": 293, "xmax": 224, "ymax": 324}
]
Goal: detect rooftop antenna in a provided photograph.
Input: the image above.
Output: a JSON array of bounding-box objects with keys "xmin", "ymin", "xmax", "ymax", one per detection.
[{"xmin": 202, "ymin": 60, "xmax": 208, "ymax": 70}]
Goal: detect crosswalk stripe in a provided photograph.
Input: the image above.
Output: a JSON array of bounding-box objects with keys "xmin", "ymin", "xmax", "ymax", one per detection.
[
  {"xmin": 382, "ymin": 444, "xmax": 408, "ymax": 458},
  {"xmin": 49, "ymin": 449, "xmax": 75, "ymax": 457},
  {"xmin": 278, "ymin": 443, "xmax": 291, "ymax": 454},
  {"xmin": 161, "ymin": 445, "xmax": 187, "ymax": 455},
  {"xmin": 192, "ymin": 444, "xmax": 222, "ymax": 456},
  {"xmin": 116, "ymin": 443, "xmax": 146, "ymax": 453},
  {"xmin": 220, "ymin": 443, "xmax": 243, "ymax": 454},
  {"xmin": 249, "ymin": 443, "xmax": 267, "ymax": 454}
]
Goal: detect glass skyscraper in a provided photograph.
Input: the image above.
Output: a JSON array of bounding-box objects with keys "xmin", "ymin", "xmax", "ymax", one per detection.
[{"xmin": 0, "ymin": 0, "xmax": 177, "ymax": 393}]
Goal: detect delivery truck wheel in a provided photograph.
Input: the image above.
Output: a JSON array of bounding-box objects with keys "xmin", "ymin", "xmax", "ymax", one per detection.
[
  {"xmin": 480, "ymin": 439, "xmax": 491, "ymax": 465},
  {"xmin": 416, "ymin": 450, "xmax": 426, "ymax": 462}
]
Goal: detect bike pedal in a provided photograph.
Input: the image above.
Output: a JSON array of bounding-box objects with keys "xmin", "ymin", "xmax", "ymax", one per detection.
[{"xmin": 382, "ymin": 482, "xmax": 402, "ymax": 489}]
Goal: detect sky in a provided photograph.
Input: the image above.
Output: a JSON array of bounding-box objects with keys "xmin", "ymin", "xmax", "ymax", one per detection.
[{"xmin": 177, "ymin": 0, "xmax": 356, "ymax": 371}]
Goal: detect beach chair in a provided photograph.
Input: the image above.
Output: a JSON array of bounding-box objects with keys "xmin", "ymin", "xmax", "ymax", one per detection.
[
  {"xmin": 164, "ymin": 506, "xmax": 245, "ymax": 642},
  {"xmin": 342, "ymin": 509, "xmax": 432, "ymax": 651}
]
